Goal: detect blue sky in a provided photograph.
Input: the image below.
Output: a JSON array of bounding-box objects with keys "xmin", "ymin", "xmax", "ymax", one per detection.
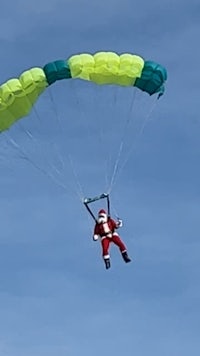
[{"xmin": 0, "ymin": 0, "xmax": 200, "ymax": 355}]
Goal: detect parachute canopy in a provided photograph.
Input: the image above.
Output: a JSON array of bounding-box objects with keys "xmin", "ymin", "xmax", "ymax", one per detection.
[{"xmin": 0, "ymin": 51, "xmax": 167, "ymax": 132}]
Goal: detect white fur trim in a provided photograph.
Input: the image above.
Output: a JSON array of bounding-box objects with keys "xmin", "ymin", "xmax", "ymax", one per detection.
[
  {"xmin": 103, "ymin": 222, "xmax": 112, "ymax": 237},
  {"xmin": 112, "ymin": 232, "xmax": 119, "ymax": 237},
  {"xmin": 103, "ymin": 222, "xmax": 110, "ymax": 233},
  {"xmin": 93, "ymin": 234, "xmax": 99, "ymax": 241},
  {"xmin": 117, "ymin": 220, "xmax": 123, "ymax": 227},
  {"xmin": 98, "ymin": 216, "xmax": 107, "ymax": 223},
  {"xmin": 103, "ymin": 254, "xmax": 110, "ymax": 259}
]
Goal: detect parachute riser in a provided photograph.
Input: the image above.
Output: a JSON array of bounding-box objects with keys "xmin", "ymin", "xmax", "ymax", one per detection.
[{"xmin": 83, "ymin": 193, "xmax": 110, "ymax": 221}]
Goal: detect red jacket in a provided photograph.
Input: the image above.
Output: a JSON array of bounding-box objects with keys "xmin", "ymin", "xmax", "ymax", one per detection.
[{"xmin": 94, "ymin": 218, "xmax": 120, "ymax": 239}]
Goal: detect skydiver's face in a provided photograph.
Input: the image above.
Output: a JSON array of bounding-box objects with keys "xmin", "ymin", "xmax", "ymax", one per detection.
[{"xmin": 98, "ymin": 214, "xmax": 108, "ymax": 224}]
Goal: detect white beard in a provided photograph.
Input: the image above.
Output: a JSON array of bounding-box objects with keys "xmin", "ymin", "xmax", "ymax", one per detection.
[{"xmin": 98, "ymin": 216, "xmax": 107, "ymax": 224}]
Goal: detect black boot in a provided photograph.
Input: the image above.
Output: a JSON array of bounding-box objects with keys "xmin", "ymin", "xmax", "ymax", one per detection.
[
  {"xmin": 122, "ymin": 251, "xmax": 131, "ymax": 263},
  {"xmin": 104, "ymin": 258, "xmax": 111, "ymax": 269}
]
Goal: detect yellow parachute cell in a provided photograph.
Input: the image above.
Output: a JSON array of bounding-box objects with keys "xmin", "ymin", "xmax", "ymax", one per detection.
[
  {"xmin": 68, "ymin": 52, "xmax": 144, "ymax": 86},
  {"xmin": 0, "ymin": 51, "xmax": 167, "ymax": 132},
  {"xmin": 0, "ymin": 68, "xmax": 47, "ymax": 131}
]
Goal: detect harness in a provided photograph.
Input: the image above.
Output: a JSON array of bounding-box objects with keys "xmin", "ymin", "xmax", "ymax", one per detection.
[
  {"xmin": 83, "ymin": 193, "xmax": 110, "ymax": 223},
  {"xmin": 99, "ymin": 221, "xmax": 114, "ymax": 238}
]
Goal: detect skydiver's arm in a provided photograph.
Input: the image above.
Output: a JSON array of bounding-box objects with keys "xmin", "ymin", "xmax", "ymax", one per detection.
[
  {"xmin": 110, "ymin": 218, "xmax": 123, "ymax": 229},
  {"xmin": 93, "ymin": 224, "xmax": 99, "ymax": 241},
  {"xmin": 117, "ymin": 219, "xmax": 123, "ymax": 228},
  {"xmin": 93, "ymin": 234, "xmax": 99, "ymax": 241}
]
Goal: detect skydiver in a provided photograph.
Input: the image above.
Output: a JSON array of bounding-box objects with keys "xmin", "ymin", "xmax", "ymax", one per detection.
[{"xmin": 93, "ymin": 209, "xmax": 131, "ymax": 269}]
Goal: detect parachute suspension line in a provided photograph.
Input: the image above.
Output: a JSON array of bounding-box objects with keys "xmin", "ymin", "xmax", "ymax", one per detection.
[
  {"xmin": 49, "ymin": 84, "xmax": 87, "ymax": 201},
  {"xmin": 111, "ymin": 97, "xmax": 158, "ymax": 190},
  {"xmin": 128, "ymin": 87, "xmax": 137, "ymax": 119},
  {"xmin": 67, "ymin": 81, "xmax": 110, "ymax": 197},
  {"xmin": 0, "ymin": 142, "xmax": 15, "ymax": 172},
  {"xmin": 4, "ymin": 132, "xmax": 68, "ymax": 191},
  {"xmin": 47, "ymin": 86, "xmax": 86, "ymax": 199},
  {"xmin": 48, "ymin": 85, "xmax": 90, "ymax": 201},
  {"xmin": 32, "ymin": 104, "xmax": 66, "ymax": 179},
  {"xmin": 36, "ymin": 87, "xmax": 71, "ymax": 179},
  {"xmin": 107, "ymin": 89, "xmax": 138, "ymax": 194},
  {"xmin": 67, "ymin": 154, "xmax": 85, "ymax": 201},
  {"xmin": 105, "ymin": 152, "xmax": 112, "ymax": 192},
  {"xmin": 48, "ymin": 87, "xmax": 64, "ymax": 133},
  {"xmin": 46, "ymin": 87, "xmax": 68, "ymax": 170},
  {"xmin": 94, "ymin": 88, "xmax": 110, "ymax": 191},
  {"xmin": 32, "ymin": 103, "xmax": 65, "ymax": 172},
  {"xmin": 86, "ymin": 211, "xmax": 94, "ymax": 234},
  {"xmin": 16, "ymin": 106, "xmax": 68, "ymax": 190},
  {"xmin": 107, "ymin": 140, "xmax": 124, "ymax": 194},
  {"xmin": 97, "ymin": 123, "xmax": 111, "ymax": 193},
  {"xmin": 137, "ymin": 96, "xmax": 158, "ymax": 134},
  {"xmin": 3, "ymin": 131, "xmax": 80, "ymax": 197},
  {"xmin": 104, "ymin": 86, "xmax": 126, "ymax": 193},
  {"xmin": 17, "ymin": 122, "xmax": 34, "ymax": 140},
  {"xmin": 20, "ymin": 97, "xmax": 66, "ymax": 181},
  {"xmin": 32, "ymin": 103, "xmax": 44, "ymax": 125},
  {"xmin": 111, "ymin": 200, "xmax": 121, "ymax": 220}
]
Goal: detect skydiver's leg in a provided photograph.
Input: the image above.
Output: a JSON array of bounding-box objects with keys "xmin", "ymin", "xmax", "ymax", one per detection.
[
  {"xmin": 112, "ymin": 235, "xmax": 127, "ymax": 252},
  {"xmin": 101, "ymin": 238, "xmax": 111, "ymax": 269},
  {"xmin": 112, "ymin": 235, "xmax": 131, "ymax": 263}
]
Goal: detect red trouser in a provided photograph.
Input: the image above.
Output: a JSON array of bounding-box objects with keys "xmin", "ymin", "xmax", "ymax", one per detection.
[{"xmin": 101, "ymin": 235, "xmax": 127, "ymax": 258}]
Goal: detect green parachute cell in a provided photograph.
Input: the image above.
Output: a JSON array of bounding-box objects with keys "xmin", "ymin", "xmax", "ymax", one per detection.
[
  {"xmin": 134, "ymin": 61, "xmax": 167, "ymax": 96},
  {"xmin": 0, "ymin": 51, "xmax": 167, "ymax": 132}
]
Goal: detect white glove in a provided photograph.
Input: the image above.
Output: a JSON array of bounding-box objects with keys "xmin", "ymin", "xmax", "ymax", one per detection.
[
  {"xmin": 93, "ymin": 234, "xmax": 99, "ymax": 241},
  {"xmin": 117, "ymin": 219, "xmax": 123, "ymax": 228}
]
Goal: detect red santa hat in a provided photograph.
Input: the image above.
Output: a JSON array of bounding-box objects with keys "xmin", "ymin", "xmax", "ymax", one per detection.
[{"xmin": 98, "ymin": 209, "xmax": 107, "ymax": 216}]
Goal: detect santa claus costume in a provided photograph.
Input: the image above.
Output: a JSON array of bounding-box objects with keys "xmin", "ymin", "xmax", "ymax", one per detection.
[{"xmin": 93, "ymin": 209, "xmax": 131, "ymax": 269}]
